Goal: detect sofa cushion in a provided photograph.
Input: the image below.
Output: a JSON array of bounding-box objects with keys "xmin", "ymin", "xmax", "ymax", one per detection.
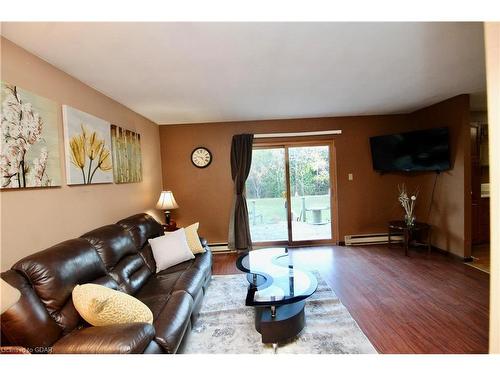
[
  {"xmin": 81, "ymin": 225, "xmax": 152, "ymax": 295},
  {"xmin": 152, "ymin": 290, "xmax": 193, "ymax": 353},
  {"xmin": 192, "ymin": 250, "xmax": 212, "ymax": 279},
  {"xmin": 108, "ymin": 254, "xmax": 152, "ymax": 295},
  {"xmin": 137, "ymin": 243, "xmax": 157, "ymax": 274},
  {"xmin": 117, "ymin": 214, "xmax": 163, "ymax": 273},
  {"xmin": 137, "ymin": 263, "xmax": 207, "ymax": 316},
  {"xmin": 12, "ymin": 238, "xmax": 109, "ymax": 334},
  {"xmin": 80, "ymin": 225, "xmax": 136, "ymax": 269},
  {"xmin": 156, "ymin": 259, "xmax": 192, "ymax": 276},
  {"xmin": 135, "ymin": 274, "xmax": 178, "ymax": 300},
  {"xmin": 52, "ymin": 323, "xmax": 155, "ymax": 354},
  {"xmin": 137, "ymin": 295, "xmax": 170, "ymax": 320},
  {"xmin": 91, "ymin": 275, "xmax": 121, "ymax": 290},
  {"xmin": 172, "ymin": 268, "xmax": 205, "ymax": 299},
  {"xmin": 117, "ymin": 213, "xmax": 164, "ymax": 250},
  {"xmin": 154, "ymin": 251, "xmax": 211, "ymax": 298}
]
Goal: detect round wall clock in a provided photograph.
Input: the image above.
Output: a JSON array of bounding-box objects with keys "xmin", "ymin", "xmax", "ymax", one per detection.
[{"xmin": 191, "ymin": 147, "xmax": 212, "ymax": 168}]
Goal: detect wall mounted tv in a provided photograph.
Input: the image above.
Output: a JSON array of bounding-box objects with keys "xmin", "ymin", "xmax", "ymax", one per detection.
[{"xmin": 369, "ymin": 127, "xmax": 451, "ymax": 172}]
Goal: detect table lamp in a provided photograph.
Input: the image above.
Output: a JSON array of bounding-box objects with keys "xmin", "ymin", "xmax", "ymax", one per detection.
[
  {"xmin": 156, "ymin": 190, "xmax": 179, "ymax": 225},
  {"xmin": 1, "ymin": 279, "xmax": 21, "ymax": 314}
]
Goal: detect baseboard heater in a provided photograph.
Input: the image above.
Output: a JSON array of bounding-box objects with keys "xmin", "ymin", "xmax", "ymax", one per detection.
[
  {"xmin": 207, "ymin": 242, "xmax": 236, "ymax": 253},
  {"xmin": 344, "ymin": 233, "xmax": 403, "ymax": 246}
]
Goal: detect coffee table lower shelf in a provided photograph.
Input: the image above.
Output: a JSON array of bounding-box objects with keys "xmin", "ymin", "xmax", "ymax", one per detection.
[
  {"xmin": 254, "ymin": 300, "xmax": 306, "ymax": 345},
  {"xmin": 236, "ymin": 247, "xmax": 318, "ymax": 353}
]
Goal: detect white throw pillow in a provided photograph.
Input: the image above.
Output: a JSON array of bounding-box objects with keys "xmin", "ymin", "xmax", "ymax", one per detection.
[
  {"xmin": 184, "ymin": 222, "xmax": 205, "ymax": 254},
  {"xmin": 148, "ymin": 228, "xmax": 195, "ymax": 273}
]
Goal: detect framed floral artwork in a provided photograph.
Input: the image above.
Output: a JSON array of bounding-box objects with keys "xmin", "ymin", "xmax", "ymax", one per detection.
[
  {"xmin": 62, "ymin": 105, "xmax": 113, "ymax": 185},
  {"xmin": 111, "ymin": 124, "xmax": 142, "ymax": 183},
  {"xmin": 0, "ymin": 82, "xmax": 62, "ymax": 189}
]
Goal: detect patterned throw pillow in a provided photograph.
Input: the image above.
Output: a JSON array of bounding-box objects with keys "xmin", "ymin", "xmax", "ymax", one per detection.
[
  {"xmin": 72, "ymin": 284, "xmax": 153, "ymax": 326},
  {"xmin": 184, "ymin": 222, "xmax": 205, "ymax": 254}
]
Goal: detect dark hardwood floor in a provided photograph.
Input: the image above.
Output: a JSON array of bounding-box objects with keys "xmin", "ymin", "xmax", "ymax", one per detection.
[
  {"xmin": 212, "ymin": 245, "xmax": 489, "ymax": 354},
  {"xmin": 470, "ymin": 244, "xmax": 490, "ymax": 273}
]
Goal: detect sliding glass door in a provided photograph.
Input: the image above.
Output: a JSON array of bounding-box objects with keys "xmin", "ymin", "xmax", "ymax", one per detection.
[
  {"xmin": 246, "ymin": 142, "xmax": 335, "ymax": 245},
  {"xmin": 289, "ymin": 145, "xmax": 332, "ymax": 241},
  {"xmin": 246, "ymin": 148, "xmax": 288, "ymax": 242}
]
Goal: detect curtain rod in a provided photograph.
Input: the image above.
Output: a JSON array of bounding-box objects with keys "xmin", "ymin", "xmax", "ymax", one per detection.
[{"xmin": 253, "ymin": 130, "xmax": 342, "ymax": 139}]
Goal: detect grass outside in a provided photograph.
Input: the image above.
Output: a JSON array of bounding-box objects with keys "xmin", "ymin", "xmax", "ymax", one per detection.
[{"xmin": 247, "ymin": 194, "xmax": 331, "ymax": 224}]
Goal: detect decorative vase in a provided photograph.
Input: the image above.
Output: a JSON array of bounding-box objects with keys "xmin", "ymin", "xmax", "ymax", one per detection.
[{"xmin": 405, "ymin": 214, "xmax": 416, "ymax": 228}]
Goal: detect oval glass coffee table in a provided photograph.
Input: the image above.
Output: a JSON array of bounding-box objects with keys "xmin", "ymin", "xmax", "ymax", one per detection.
[{"xmin": 236, "ymin": 247, "xmax": 318, "ymax": 352}]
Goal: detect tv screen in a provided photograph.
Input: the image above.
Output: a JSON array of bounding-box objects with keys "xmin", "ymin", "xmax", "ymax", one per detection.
[{"xmin": 369, "ymin": 127, "xmax": 451, "ymax": 172}]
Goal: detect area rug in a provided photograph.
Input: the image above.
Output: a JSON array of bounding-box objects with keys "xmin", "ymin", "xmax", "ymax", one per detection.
[{"xmin": 182, "ymin": 272, "xmax": 377, "ymax": 354}]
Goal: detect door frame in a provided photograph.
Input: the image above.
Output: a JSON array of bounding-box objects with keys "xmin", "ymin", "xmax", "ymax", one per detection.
[{"xmin": 249, "ymin": 138, "xmax": 339, "ymax": 247}]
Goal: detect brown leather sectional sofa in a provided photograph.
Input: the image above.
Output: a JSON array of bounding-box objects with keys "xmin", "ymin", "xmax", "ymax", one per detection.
[{"xmin": 0, "ymin": 213, "xmax": 212, "ymax": 354}]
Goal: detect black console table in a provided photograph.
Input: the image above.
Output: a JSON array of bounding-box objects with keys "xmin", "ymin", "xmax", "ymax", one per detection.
[{"xmin": 388, "ymin": 220, "xmax": 432, "ymax": 256}]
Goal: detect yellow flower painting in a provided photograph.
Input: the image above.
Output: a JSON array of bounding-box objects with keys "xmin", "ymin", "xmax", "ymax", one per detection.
[{"xmin": 63, "ymin": 106, "xmax": 113, "ymax": 185}]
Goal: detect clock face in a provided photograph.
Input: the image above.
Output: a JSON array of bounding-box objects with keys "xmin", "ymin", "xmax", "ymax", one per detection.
[{"xmin": 191, "ymin": 147, "xmax": 212, "ymax": 168}]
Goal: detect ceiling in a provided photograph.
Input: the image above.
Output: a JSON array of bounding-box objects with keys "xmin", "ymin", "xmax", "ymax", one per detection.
[{"xmin": 0, "ymin": 22, "xmax": 487, "ymax": 125}]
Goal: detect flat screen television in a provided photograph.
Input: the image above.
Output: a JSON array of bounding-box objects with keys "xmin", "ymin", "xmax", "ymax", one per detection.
[{"xmin": 369, "ymin": 127, "xmax": 451, "ymax": 172}]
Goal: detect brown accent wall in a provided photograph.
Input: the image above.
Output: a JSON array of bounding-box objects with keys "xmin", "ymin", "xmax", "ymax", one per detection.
[
  {"xmin": 412, "ymin": 95, "xmax": 471, "ymax": 258},
  {"xmin": 0, "ymin": 37, "xmax": 163, "ymax": 270},
  {"xmin": 0, "ymin": 36, "xmax": 469, "ymax": 264},
  {"xmin": 159, "ymin": 95, "xmax": 470, "ymax": 257}
]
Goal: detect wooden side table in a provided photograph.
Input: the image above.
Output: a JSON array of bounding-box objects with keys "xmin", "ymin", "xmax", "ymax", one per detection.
[
  {"xmin": 163, "ymin": 221, "xmax": 179, "ymax": 232},
  {"xmin": 388, "ymin": 220, "xmax": 432, "ymax": 256}
]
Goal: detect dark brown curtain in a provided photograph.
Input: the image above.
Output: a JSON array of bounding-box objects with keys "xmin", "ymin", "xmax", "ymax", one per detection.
[{"xmin": 228, "ymin": 133, "xmax": 254, "ymax": 251}]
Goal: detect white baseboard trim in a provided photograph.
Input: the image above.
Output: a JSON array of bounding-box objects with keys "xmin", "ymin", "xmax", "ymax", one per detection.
[
  {"xmin": 208, "ymin": 242, "xmax": 236, "ymax": 253},
  {"xmin": 344, "ymin": 233, "xmax": 404, "ymax": 246}
]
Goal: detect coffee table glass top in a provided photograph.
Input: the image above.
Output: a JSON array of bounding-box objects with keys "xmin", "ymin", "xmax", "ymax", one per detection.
[{"xmin": 236, "ymin": 248, "xmax": 318, "ymax": 306}]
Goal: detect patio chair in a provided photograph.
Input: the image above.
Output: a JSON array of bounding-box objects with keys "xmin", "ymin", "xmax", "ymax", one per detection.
[{"xmin": 249, "ymin": 200, "xmax": 263, "ymax": 225}]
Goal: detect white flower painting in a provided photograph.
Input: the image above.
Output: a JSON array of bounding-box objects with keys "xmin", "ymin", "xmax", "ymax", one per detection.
[
  {"xmin": 63, "ymin": 105, "xmax": 113, "ymax": 185},
  {"xmin": 0, "ymin": 82, "xmax": 61, "ymax": 189}
]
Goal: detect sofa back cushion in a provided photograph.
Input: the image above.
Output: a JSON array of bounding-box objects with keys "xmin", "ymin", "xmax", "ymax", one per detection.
[
  {"xmin": 81, "ymin": 224, "xmax": 151, "ymax": 295},
  {"xmin": 136, "ymin": 243, "xmax": 157, "ymax": 273},
  {"xmin": 117, "ymin": 213, "xmax": 163, "ymax": 272},
  {"xmin": 11, "ymin": 238, "xmax": 111, "ymax": 335},
  {"xmin": 81, "ymin": 225, "xmax": 136, "ymax": 269}
]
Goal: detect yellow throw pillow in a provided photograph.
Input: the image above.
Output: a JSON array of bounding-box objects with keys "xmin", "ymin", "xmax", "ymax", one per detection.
[
  {"xmin": 184, "ymin": 222, "xmax": 205, "ymax": 254},
  {"xmin": 72, "ymin": 284, "xmax": 153, "ymax": 326}
]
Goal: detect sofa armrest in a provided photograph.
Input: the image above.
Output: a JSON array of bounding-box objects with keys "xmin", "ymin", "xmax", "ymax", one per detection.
[
  {"xmin": 199, "ymin": 236, "xmax": 208, "ymax": 247},
  {"xmin": 52, "ymin": 323, "xmax": 155, "ymax": 354}
]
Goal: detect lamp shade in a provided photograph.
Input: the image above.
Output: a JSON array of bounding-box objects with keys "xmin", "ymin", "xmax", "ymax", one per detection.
[
  {"xmin": 156, "ymin": 191, "xmax": 179, "ymax": 210},
  {"xmin": 1, "ymin": 279, "xmax": 21, "ymax": 314}
]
